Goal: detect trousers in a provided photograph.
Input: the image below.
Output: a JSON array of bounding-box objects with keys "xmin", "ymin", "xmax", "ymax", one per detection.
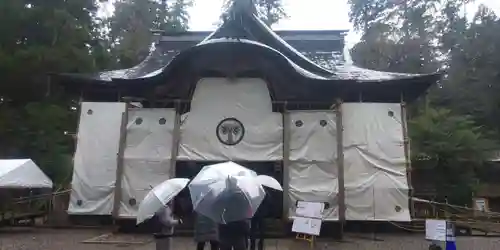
[
  {"xmin": 196, "ymin": 241, "xmax": 219, "ymax": 250},
  {"xmin": 250, "ymin": 219, "xmax": 264, "ymax": 250},
  {"xmin": 219, "ymin": 237, "xmax": 247, "ymax": 250}
]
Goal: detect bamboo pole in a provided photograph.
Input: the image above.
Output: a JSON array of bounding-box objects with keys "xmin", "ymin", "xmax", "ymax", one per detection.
[
  {"xmin": 112, "ymin": 103, "xmax": 129, "ymax": 220},
  {"xmin": 282, "ymin": 103, "xmax": 291, "ymax": 220},
  {"xmin": 169, "ymin": 100, "xmax": 182, "ymax": 178},
  {"xmin": 400, "ymin": 94, "xmax": 415, "ymax": 218},
  {"xmin": 335, "ymin": 98, "xmax": 346, "ymax": 240}
]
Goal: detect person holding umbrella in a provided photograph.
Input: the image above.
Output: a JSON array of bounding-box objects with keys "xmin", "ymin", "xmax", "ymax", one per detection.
[
  {"xmin": 217, "ymin": 190, "xmax": 252, "ymax": 250},
  {"xmin": 194, "ymin": 212, "xmax": 220, "ymax": 250},
  {"xmin": 186, "ymin": 162, "xmax": 284, "ymax": 250},
  {"xmin": 155, "ymin": 201, "xmax": 181, "ymax": 234},
  {"xmin": 135, "ymin": 178, "xmax": 190, "ymax": 250},
  {"xmin": 250, "ymin": 188, "xmax": 271, "ymax": 250}
]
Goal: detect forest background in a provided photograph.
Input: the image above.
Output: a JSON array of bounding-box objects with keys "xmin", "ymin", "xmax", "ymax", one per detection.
[{"xmin": 1, "ymin": 0, "xmax": 499, "ymax": 205}]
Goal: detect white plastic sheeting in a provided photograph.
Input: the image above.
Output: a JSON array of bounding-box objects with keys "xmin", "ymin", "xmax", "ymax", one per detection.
[
  {"xmin": 68, "ymin": 102, "xmax": 126, "ymax": 215},
  {"xmin": 289, "ymin": 112, "xmax": 337, "ymax": 162},
  {"xmin": 288, "ymin": 162, "xmax": 339, "ymax": 221},
  {"xmin": 119, "ymin": 109, "xmax": 176, "ymax": 218},
  {"xmin": 0, "ymin": 159, "xmax": 53, "ymax": 188},
  {"xmin": 178, "ymin": 78, "xmax": 283, "ymax": 161},
  {"xmin": 288, "ymin": 112, "xmax": 338, "ymax": 221},
  {"xmin": 342, "ymin": 103, "xmax": 410, "ymax": 221}
]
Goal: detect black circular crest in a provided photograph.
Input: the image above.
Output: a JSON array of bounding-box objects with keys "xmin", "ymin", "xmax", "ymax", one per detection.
[
  {"xmin": 129, "ymin": 198, "xmax": 137, "ymax": 206},
  {"xmin": 216, "ymin": 118, "xmax": 245, "ymax": 146},
  {"xmin": 295, "ymin": 120, "xmax": 303, "ymax": 127}
]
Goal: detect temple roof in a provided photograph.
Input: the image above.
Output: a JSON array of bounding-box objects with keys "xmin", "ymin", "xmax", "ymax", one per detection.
[{"xmin": 54, "ymin": 0, "xmax": 441, "ymax": 103}]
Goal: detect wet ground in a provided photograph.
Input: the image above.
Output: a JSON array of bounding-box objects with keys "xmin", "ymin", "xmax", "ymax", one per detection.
[{"xmin": 1, "ymin": 227, "xmax": 499, "ymax": 250}]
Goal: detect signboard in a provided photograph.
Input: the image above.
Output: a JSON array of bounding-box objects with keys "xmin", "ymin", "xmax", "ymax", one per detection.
[
  {"xmin": 474, "ymin": 198, "xmax": 488, "ymax": 212},
  {"xmin": 292, "ymin": 201, "xmax": 325, "ymax": 236},
  {"xmin": 425, "ymin": 219, "xmax": 447, "ymax": 242},
  {"xmin": 291, "ymin": 217, "xmax": 322, "ymax": 236},
  {"xmin": 295, "ymin": 201, "xmax": 324, "ymax": 219},
  {"xmin": 446, "ymin": 221, "xmax": 456, "ymax": 242}
]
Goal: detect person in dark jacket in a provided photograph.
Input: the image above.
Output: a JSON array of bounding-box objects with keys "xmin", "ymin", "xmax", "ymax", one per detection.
[
  {"xmin": 217, "ymin": 190, "xmax": 251, "ymax": 250},
  {"xmin": 250, "ymin": 188, "xmax": 270, "ymax": 250},
  {"xmin": 194, "ymin": 212, "xmax": 219, "ymax": 250},
  {"xmin": 219, "ymin": 220, "xmax": 250, "ymax": 250}
]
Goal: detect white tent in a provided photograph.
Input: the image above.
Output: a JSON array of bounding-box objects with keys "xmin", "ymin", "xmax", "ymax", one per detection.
[{"xmin": 0, "ymin": 159, "xmax": 53, "ymax": 188}]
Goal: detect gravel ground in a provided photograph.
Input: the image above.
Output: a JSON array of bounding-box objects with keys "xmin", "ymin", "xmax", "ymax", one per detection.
[{"xmin": 1, "ymin": 228, "xmax": 500, "ymax": 250}]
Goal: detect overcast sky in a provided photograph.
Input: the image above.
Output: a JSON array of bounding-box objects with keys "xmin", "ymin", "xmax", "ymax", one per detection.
[
  {"xmin": 188, "ymin": 0, "xmax": 500, "ymax": 47},
  {"xmin": 100, "ymin": 0, "xmax": 500, "ymax": 47}
]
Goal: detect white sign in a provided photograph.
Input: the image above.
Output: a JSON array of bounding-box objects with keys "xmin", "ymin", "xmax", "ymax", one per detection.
[
  {"xmin": 474, "ymin": 198, "xmax": 488, "ymax": 212},
  {"xmin": 295, "ymin": 201, "xmax": 324, "ymax": 219},
  {"xmin": 425, "ymin": 219, "xmax": 447, "ymax": 241},
  {"xmin": 291, "ymin": 217, "xmax": 322, "ymax": 236}
]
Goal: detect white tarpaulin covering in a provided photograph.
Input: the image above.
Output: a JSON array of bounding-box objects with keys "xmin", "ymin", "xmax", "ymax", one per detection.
[
  {"xmin": 178, "ymin": 78, "xmax": 283, "ymax": 161},
  {"xmin": 68, "ymin": 102, "xmax": 126, "ymax": 215},
  {"xmin": 288, "ymin": 112, "xmax": 338, "ymax": 220},
  {"xmin": 0, "ymin": 159, "xmax": 53, "ymax": 188},
  {"xmin": 289, "ymin": 112, "xmax": 337, "ymax": 162},
  {"xmin": 119, "ymin": 109, "xmax": 176, "ymax": 218},
  {"xmin": 288, "ymin": 162, "xmax": 339, "ymax": 220},
  {"xmin": 342, "ymin": 103, "xmax": 410, "ymax": 221}
]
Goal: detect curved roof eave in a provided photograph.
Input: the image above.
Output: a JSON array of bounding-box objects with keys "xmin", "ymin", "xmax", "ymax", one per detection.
[
  {"xmin": 110, "ymin": 38, "xmax": 338, "ymax": 84},
  {"xmin": 112, "ymin": 38, "xmax": 440, "ymax": 85}
]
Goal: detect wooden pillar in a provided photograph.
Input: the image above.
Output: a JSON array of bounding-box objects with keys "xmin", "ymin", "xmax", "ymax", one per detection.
[
  {"xmin": 400, "ymin": 94, "xmax": 415, "ymax": 218},
  {"xmin": 169, "ymin": 100, "xmax": 182, "ymax": 178},
  {"xmin": 112, "ymin": 102, "xmax": 129, "ymax": 220},
  {"xmin": 71, "ymin": 98, "xmax": 84, "ymax": 171},
  {"xmin": 282, "ymin": 103, "xmax": 291, "ymax": 220},
  {"xmin": 335, "ymin": 99, "xmax": 346, "ymax": 239}
]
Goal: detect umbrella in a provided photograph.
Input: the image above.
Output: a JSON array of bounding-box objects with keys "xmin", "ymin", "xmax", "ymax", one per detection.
[
  {"xmin": 188, "ymin": 161, "xmax": 282, "ymax": 202},
  {"xmin": 136, "ymin": 178, "xmax": 189, "ymax": 225},
  {"xmin": 255, "ymin": 175, "xmax": 283, "ymax": 191},
  {"xmin": 188, "ymin": 162, "xmax": 255, "ymax": 204},
  {"xmin": 187, "ymin": 162, "xmax": 283, "ymax": 223},
  {"xmin": 191, "ymin": 175, "xmax": 266, "ymax": 224}
]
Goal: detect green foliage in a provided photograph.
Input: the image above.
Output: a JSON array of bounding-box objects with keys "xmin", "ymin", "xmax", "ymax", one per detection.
[
  {"xmin": 222, "ymin": 0, "xmax": 286, "ymax": 26},
  {"xmin": 106, "ymin": 0, "xmax": 192, "ymax": 68},
  {"xmin": 0, "ymin": 0, "xmax": 100, "ymax": 187},
  {"xmin": 409, "ymin": 108, "xmax": 497, "ymax": 163},
  {"xmin": 0, "ymin": 0, "xmax": 101, "ymax": 102},
  {"xmin": 254, "ymin": 0, "xmax": 287, "ymax": 26},
  {"xmin": 0, "ymin": 102, "xmax": 76, "ymax": 188},
  {"xmin": 409, "ymin": 108, "xmax": 497, "ymax": 203},
  {"xmin": 349, "ymin": 0, "xmax": 500, "ymax": 203},
  {"xmin": 0, "ymin": 0, "xmax": 194, "ymax": 187}
]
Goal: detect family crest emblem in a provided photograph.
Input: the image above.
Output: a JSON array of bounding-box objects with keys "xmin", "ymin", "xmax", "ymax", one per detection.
[{"xmin": 216, "ymin": 118, "xmax": 245, "ymax": 146}]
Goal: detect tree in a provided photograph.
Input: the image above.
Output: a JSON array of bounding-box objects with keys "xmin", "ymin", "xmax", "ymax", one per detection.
[
  {"xmin": 349, "ymin": 0, "xmax": 500, "ymax": 204},
  {"xmin": 0, "ymin": 0, "xmax": 101, "ymax": 101},
  {"xmin": 106, "ymin": 0, "xmax": 192, "ymax": 68},
  {"xmin": 435, "ymin": 6, "xmax": 500, "ymax": 133},
  {"xmin": 254, "ymin": 0, "xmax": 287, "ymax": 26},
  {"xmin": 409, "ymin": 108, "xmax": 497, "ymax": 204},
  {"xmin": 0, "ymin": 0, "xmax": 101, "ymax": 186},
  {"xmin": 222, "ymin": 0, "xmax": 287, "ymax": 26}
]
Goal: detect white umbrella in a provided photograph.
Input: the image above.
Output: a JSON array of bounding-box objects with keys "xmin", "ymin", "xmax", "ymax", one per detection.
[
  {"xmin": 187, "ymin": 162, "xmax": 283, "ymax": 223},
  {"xmin": 255, "ymin": 175, "xmax": 283, "ymax": 191},
  {"xmin": 191, "ymin": 175, "xmax": 266, "ymax": 224},
  {"xmin": 188, "ymin": 162, "xmax": 282, "ymax": 201},
  {"xmin": 188, "ymin": 162, "xmax": 256, "ymax": 205},
  {"xmin": 136, "ymin": 178, "xmax": 189, "ymax": 225}
]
